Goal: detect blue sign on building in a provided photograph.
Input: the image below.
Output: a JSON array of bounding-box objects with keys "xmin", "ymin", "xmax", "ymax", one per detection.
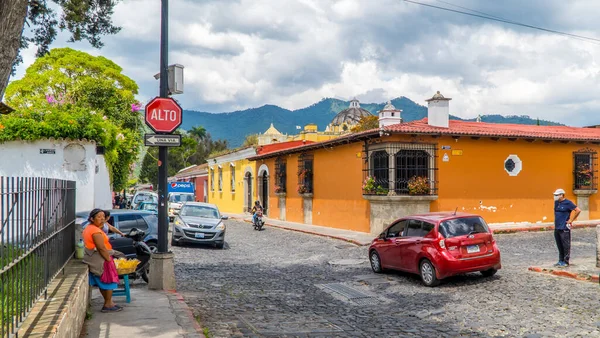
[{"xmin": 168, "ymin": 181, "xmax": 195, "ymax": 193}]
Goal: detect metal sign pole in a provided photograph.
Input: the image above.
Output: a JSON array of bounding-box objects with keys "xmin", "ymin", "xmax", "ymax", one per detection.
[{"xmin": 157, "ymin": 0, "xmax": 169, "ymax": 254}]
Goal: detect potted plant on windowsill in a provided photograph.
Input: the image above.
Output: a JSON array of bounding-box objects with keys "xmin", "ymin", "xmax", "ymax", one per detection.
[
  {"xmin": 274, "ymin": 185, "xmax": 286, "ymax": 196},
  {"xmin": 576, "ymin": 163, "xmax": 593, "ymax": 189},
  {"xmin": 408, "ymin": 176, "xmax": 430, "ymax": 195},
  {"xmin": 362, "ymin": 176, "xmax": 376, "ymax": 194}
]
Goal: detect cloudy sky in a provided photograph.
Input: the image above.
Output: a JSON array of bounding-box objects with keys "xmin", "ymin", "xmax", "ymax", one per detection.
[{"xmin": 12, "ymin": 0, "xmax": 600, "ymax": 126}]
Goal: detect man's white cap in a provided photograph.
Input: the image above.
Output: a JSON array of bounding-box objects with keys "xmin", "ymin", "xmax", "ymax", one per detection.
[{"xmin": 553, "ymin": 188, "xmax": 566, "ymax": 195}]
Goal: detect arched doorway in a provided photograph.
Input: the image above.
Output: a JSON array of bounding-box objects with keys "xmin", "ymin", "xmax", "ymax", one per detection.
[
  {"xmin": 261, "ymin": 171, "xmax": 269, "ymax": 216},
  {"xmin": 245, "ymin": 172, "xmax": 252, "ymax": 212}
]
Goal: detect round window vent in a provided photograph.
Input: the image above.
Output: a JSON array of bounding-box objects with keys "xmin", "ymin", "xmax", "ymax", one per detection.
[{"xmin": 504, "ymin": 155, "xmax": 522, "ymax": 176}]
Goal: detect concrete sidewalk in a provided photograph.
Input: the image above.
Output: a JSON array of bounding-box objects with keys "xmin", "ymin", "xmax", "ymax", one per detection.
[
  {"xmin": 225, "ymin": 212, "xmax": 600, "ymax": 246},
  {"xmin": 81, "ymin": 283, "xmax": 203, "ymax": 338}
]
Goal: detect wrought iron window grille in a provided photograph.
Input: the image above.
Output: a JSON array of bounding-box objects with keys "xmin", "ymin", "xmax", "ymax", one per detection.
[
  {"xmin": 573, "ymin": 148, "xmax": 598, "ymax": 190},
  {"xmin": 298, "ymin": 153, "xmax": 314, "ymax": 194},
  {"xmin": 230, "ymin": 166, "xmax": 236, "ymax": 192},
  {"xmin": 275, "ymin": 157, "xmax": 287, "ymax": 193},
  {"xmin": 362, "ymin": 142, "xmax": 437, "ymax": 196},
  {"xmin": 218, "ymin": 168, "xmax": 223, "ymax": 192}
]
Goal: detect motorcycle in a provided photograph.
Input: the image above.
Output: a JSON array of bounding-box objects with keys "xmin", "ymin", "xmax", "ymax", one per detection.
[
  {"xmin": 253, "ymin": 210, "xmax": 265, "ymax": 231},
  {"xmin": 109, "ymin": 228, "xmax": 152, "ymax": 283}
]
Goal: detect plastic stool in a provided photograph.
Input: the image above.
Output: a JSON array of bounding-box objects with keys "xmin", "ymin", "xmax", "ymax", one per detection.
[{"xmin": 113, "ymin": 275, "xmax": 131, "ymax": 303}]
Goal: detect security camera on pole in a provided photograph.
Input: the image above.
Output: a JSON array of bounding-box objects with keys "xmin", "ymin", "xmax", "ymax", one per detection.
[{"xmin": 146, "ymin": 0, "xmax": 185, "ymax": 291}]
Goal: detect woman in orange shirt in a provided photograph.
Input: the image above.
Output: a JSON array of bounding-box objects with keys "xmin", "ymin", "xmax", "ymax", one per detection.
[{"xmin": 83, "ymin": 209, "xmax": 122, "ymax": 312}]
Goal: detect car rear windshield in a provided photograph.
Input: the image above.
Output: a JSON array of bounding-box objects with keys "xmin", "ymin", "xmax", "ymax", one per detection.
[{"xmin": 439, "ymin": 217, "xmax": 490, "ymax": 238}]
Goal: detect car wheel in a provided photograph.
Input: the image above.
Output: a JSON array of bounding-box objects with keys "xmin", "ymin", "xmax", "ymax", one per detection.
[
  {"xmin": 369, "ymin": 250, "xmax": 383, "ymax": 273},
  {"xmin": 147, "ymin": 242, "xmax": 158, "ymax": 253},
  {"xmin": 481, "ymin": 268, "xmax": 498, "ymax": 277},
  {"xmin": 215, "ymin": 242, "xmax": 224, "ymax": 249},
  {"xmin": 170, "ymin": 238, "xmax": 179, "ymax": 247},
  {"xmin": 420, "ymin": 259, "xmax": 440, "ymax": 287}
]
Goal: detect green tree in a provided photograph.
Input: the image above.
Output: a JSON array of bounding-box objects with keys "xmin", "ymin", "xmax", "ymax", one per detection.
[
  {"xmin": 189, "ymin": 126, "xmax": 207, "ymax": 141},
  {"xmin": 351, "ymin": 115, "xmax": 379, "ymax": 132},
  {"xmin": 0, "ymin": 0, "xmax": 121, "ymax": 97},
  {"xmin": 139, "ymin": 132, "xmax": 229, "ymax": 188},
  {"xmin": 242, "ymin": 134, "xmax": 258, "ymax": 147},
  {"xmin": 3, "ymin": 48, "xmax": 142, "ymax": 191}
]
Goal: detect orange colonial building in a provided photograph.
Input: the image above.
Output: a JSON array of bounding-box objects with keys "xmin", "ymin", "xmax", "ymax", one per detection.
[{"xmin": 249, "ymin": 92, "xmax": 600, "ymax": 235}]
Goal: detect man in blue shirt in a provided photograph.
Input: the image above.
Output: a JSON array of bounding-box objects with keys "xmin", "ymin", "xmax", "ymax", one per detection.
[{"xmin": 553, "ymin": 189, "xmax": 581, "ymax": 267}]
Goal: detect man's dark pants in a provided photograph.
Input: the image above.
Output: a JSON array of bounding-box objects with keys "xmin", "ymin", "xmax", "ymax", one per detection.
[{"xmin": 554, "ymin": 229, "xmax": 571, "ymax": 264}]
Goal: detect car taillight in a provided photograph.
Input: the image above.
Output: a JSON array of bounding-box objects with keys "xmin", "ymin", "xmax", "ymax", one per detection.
[{"xmin": 439, "ymin": 239, "xmax": 446, "ymax": 249}]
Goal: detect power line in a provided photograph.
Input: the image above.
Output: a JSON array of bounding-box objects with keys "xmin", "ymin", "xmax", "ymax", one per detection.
[
  {"xmin": 434, "ymin": 0, "xmax": 514, "ymax": 22},
  {"xmin": 403, "ymin": 0, "xmax": 600, "ymax": 45}
]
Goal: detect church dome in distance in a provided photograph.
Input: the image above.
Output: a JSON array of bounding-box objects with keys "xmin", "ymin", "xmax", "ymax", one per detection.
[{"xmin": 331, "ymin": 98, "xmax": 373, "ymax": 125}]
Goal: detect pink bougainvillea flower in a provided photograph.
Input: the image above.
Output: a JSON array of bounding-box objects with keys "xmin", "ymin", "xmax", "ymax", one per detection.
[
  {"xmin": 46, "ymin": 95, "xmax": 56, "ymax": 104},
  {"xmin": 131, "ymin": 103, "xmax": 143, "ymax": 112}
]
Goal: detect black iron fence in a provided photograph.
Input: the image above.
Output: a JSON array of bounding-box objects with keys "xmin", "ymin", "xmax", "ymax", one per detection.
[
  {"xmin": 362, "ymin": 142, "xmax": 438, "ymax": 196},
  {"xmin": 0, "ymin": 177, "xmax": 76, "ymax": 338}
]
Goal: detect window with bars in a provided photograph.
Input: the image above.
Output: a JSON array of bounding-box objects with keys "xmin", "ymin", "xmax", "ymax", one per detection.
[
  {"xmin": 297, "ymin": 153, "xmax": 314, "ymax": 194},
  {"xmin": 573, "ymin": 149, "xmax": 598, "ymax": 190},
  {"xmin": 218, "ymin": 167, "xmax": 223, "ymax": 191},
  {"xmin": 231, "ymin": 165, "xmax": 236, "ymax": 192},
  {"xmin": 275, "ymin": 157, "xmax": 287, "ymax": 193},
  {"xmin": 363, "ymin": 143, "xmax": 437, "ymax": 195}
]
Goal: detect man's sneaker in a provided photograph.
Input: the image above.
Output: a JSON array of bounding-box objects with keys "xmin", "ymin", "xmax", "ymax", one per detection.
[
  {"xmin": 554, "ymin": 261, "xmax": 563, "ymax": 267},
  {"xmin": 557, "ymin": 261, "xmax": 569, "ymax": 267}
]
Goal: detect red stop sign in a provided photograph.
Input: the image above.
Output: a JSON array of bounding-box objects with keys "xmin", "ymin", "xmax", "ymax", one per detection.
[{"xmin": 144, "ymin": 97, "xmax": 183, "ymax": 133}]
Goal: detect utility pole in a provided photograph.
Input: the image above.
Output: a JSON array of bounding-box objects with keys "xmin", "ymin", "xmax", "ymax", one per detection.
[
  {"xmin": 157, "ymin": 0, "xmax": 169, "ymax": 253},
  {"xmin": 148, "ymin": 0, "xmax": 177, "ymax": 291}
]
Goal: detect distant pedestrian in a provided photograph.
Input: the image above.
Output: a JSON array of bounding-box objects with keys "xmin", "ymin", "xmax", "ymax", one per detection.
[
  {"xmin": 113, "ymin": 195, "xmax": 121, "ymax": 209},
  {"xmin": 553, "ymin": 188, "xmax": 581, "ymax": 267}
]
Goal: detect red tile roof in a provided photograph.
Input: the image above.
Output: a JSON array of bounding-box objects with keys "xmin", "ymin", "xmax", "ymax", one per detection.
[
  {"xmin": 256, "ymin": 140, "xmax": 315, "ymax": 155},
  {"xmin": 249, "ymin": 118, "xmax": 600, "ymax": 160},
  {"xmin": 385, "ymin": 118, "xmax": 600, "ymax": 141}
]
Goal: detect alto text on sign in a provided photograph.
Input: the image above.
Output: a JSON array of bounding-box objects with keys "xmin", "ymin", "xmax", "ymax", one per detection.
[{"xmin": 145, "ymin": 97, "xmax": 183, "ymax": 133}]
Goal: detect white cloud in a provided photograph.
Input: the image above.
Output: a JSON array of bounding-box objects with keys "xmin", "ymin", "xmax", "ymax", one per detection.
[{"xmin": 9, "ymin": 0, "xmax": 600, "ymax": 126}]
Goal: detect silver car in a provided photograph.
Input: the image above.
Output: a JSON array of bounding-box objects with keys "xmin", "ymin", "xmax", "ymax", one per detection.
[{"xmin": 171, "ymin": 202, "xmax": 228, "ymax": 249}]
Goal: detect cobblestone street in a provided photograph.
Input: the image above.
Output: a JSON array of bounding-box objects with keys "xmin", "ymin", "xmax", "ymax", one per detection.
[{"xmin": 174, "ymin": 221, "xmax": 600, "ymax": 338}]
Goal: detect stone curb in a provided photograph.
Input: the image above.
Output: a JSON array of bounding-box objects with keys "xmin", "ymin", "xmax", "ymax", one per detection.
[
  {"xmin": 528, "ymin": 266, "xmax": 600, "ymax": 284},
  {"xmin": 165, "ymin": 290, "xmax": 204, "ymax": 335},
  {"xmin": 229, "ymin": 216, "xmax": 369, "ymax": 246},
  {"xmin": 491, "ymin": 222, "xmax": 598, "ymax": 234}
]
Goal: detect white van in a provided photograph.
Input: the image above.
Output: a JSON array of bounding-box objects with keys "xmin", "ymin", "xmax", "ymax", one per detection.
[{"xmin": 132, "ymin": 191, "xmax": 158, "ymax": 209}]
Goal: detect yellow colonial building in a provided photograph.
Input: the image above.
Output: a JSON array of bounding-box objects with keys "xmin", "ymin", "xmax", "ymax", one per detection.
[{"xmin": 207, "ymin": 147, "xmax": 258, "ymax": 214}]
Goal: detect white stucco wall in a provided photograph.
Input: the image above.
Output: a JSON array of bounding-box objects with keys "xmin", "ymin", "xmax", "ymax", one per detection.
[
  {"xmin": 94, "ymin": 155, "xmax": 112, "ymax": 209},
  {"xmin": 0, "ymin": 139, "xmax": 111, "ymax": 212}
]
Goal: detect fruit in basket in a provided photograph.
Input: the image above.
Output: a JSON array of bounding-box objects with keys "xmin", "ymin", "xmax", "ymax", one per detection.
[{"xmin": 114, "ymin": 258, "xmax": 141, "ymax": 270}]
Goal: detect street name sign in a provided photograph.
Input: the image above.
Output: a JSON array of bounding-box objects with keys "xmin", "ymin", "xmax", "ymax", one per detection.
[
  {"xmin": 144, "ymin": 134, "xmax": 182, "ymax": 147},
  {"xmin": 144, "ymin": 97, "xmax": 183, "ymax": 133}
]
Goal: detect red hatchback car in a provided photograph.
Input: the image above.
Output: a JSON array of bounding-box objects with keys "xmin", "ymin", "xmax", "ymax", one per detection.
[{"xmin": 368, "ymin": 212, "xmax": 501, "ymax": 286}]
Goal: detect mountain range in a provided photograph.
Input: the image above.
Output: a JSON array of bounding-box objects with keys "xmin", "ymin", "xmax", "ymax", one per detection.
[{"xmin": 180, "ymin": 97, "xmax": 562, "ymax": 147}]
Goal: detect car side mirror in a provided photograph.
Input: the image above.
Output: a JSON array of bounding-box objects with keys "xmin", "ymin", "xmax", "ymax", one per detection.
[{"xmin": 221, "ymin": 216, "xmax": 229, "ymax": 220}]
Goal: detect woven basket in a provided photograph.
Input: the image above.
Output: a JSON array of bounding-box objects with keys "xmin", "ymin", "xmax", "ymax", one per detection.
[{"xmin": 117, "ymin": 267, "xmax": 137, "ymax": 275}]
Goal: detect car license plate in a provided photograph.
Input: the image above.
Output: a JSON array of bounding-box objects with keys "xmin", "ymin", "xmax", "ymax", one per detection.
[
  {"xmin": 466, "ymin": 245, "xmax": 480, "ymax": 253},
  {"xmin": 194, "ymin": 233, "xmax": 205, "ymax": 239}
]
